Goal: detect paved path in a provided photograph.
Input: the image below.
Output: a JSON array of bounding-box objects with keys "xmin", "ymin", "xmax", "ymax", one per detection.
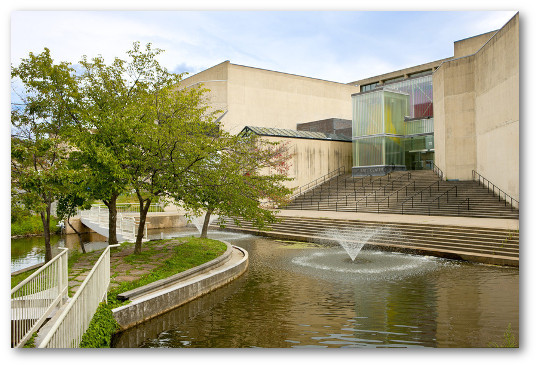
[{"xmin": 276, "ymin": 210, "xmax": 520, "ymax": 230}]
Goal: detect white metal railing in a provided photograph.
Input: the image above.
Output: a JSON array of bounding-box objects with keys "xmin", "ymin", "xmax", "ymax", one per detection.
[
  {"xmin": 91, "ymin": 202, "xmax": 165, "ymax": 213},
  {"xmin": 79, "ymin": 206, "xmax": 148, "ymax": 241},
  {"xmin": 11, "ymin": 248, "xmax": 69, "ymax": 348},
  {"xmin": 38, "ymin": 244, "xmax": 120, "ymax": 348}
]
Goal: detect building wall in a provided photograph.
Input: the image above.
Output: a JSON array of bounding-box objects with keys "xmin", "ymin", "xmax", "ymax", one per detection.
[
  {"xmin": 225, "ymin": 64, "xmax": 359, "ymax": 134},
  {"xmin": 474, "ymin": 14, "xmax": 519, "ymax": 200},
  {"xmin": 180, "ymin": 62, "xmax": 359, "ymax": 135},
  {"xmin": 177, "ymin": 61, "xmax": 229, "ymax": 116},
  {"xmin": 348, "ymin": 58, "xmax": 450, "ymax": 88},
  {"xmin": 453, "ymin": 31, "xmax": 497, "ymax": 58},
  {"xmin": 433, "ymin": 57, "xmax": 477, "ymax": 180},
  {"xmin": 433, "ymin": 13, "xmax": 519, "ymax": 200},
  {"xmin": 296, "ymin": 118, "xmax": 352, "ymax": 139},
  {"xmin": 262, "ymin": 136, "xmax": 352, "ymax": 190}
]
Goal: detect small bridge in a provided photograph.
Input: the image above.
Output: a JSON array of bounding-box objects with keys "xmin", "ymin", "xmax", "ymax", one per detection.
[{"xmin": 79, "ymin": 204, "xmax": 163, "ymax": 242}]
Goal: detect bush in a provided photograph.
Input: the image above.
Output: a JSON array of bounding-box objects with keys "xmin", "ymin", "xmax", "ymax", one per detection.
[
  {"xmin": 79, "ymin": 302, "xmax": 120, "ymax": 348},
  {"xmin": 11, "ymin": 214, "xmax": 60, "ymax": 237}
]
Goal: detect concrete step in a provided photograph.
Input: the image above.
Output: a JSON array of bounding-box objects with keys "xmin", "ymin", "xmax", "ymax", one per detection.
[
  {"xmin": 215, "ymin": 215, "xmax": 519, "ymax": 267},
  {"xmin": 286, "ymin": 170, "xmax": 518, "ymax": 219},
  {"xmin": 219, "ymin": 217, "xmax": 518, "ymax": 252}
]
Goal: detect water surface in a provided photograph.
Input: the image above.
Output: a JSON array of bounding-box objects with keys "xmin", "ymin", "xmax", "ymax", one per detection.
[{"xmin": 112, "ymin": 232, "xmax": 519, "ymax": 348}]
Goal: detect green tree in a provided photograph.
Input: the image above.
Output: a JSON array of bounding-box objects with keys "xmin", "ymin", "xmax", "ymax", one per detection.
[
  {"xmin": 182, "ymin": 132, "xmax": 293, "ymax": 238},
  {"xmin": 70, "ymin": 44, "xmax": 162, "ymax": 245},
  {"xmin": 11, "ymin": 49, "xmax": 79, "ymax": 262},
  {"xmin": 124, "ymin": 76, "xmax": 224, "ymax": 253}
]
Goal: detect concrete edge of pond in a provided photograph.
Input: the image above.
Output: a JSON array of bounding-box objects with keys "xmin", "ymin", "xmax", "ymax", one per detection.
[
  {"xmin": 116, "ymin": 243, "xmax": 235, "ymax": 301},
  {"xmin": 111, "ymin": 241, "xmax": 248, "ymax": 331}
]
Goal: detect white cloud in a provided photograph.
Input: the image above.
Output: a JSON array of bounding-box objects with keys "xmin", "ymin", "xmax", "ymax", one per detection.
[{"xmin": 10, "ymin": 10, "xmax": 518, "ymax": 85}]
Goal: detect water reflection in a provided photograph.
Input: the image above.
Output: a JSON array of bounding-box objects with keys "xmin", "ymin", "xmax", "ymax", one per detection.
[
  {"xmin": 11, "ymin": 232, "xmax": 109, "ymax": 272},
  {"xmin": 113, "ymin": 235, "xmax": 519, "ymax": 348}
]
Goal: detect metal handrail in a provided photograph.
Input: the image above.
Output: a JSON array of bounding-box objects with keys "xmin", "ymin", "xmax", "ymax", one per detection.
[
  {"xmin": 432, "ymin": 162, "xmax": 444, "ymax": 180},
  {"xmin": 457, "ymin": 197, "xmax": 471, "ymax": 216},
  {"xmin": 425, "ymin": 185, "xmax": 458, "ymax": 215},
  {"xmin": 91, "ymin": 202, "xmax": 165, "ymax": 213},
  {"xmin": 400, "ymin": 180, "xmax": 443, "ymax": 214},
  {"xmin": 349, "ymin": 172, "xmax": 409, "ymax": 212},
  {"xmin": 376, "ymin": 181, "xmax": 417, "ymax": 213},
  {"xmin": 472, "ymin": 170, "xmax": 519, "ymax": 210},
  {"xmin": 292, "ymin": 166, "xmax": 345, "ymax": 197}
]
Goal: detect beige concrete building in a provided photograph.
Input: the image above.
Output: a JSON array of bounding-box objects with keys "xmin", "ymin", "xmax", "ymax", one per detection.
[{"xmin": 179, "ymin": 13, "xmax": 519, "ymax": 201}]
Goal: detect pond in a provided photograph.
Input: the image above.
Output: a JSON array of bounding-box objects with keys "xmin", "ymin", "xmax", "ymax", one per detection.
[
  {"xmin": 110, "ymin": 230, "xmax": 519, "ymax": 348},
  {"xmin": 12, "ymin": 228, "xmax": 518, "ymax": 348}
]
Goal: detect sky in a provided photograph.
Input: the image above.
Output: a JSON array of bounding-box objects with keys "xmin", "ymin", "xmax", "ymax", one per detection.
[{"xmin": 10, "ymin": 8, "xmax": 518, "ymax": 84}]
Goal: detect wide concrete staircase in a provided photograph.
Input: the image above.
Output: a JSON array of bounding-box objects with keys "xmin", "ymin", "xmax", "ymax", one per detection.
[
  {"xmin": 216, "ymin": 216, "xmax": 519, "ymax": 267},
  {"xmin": 285, "ymin": 170, "xmax": 519, "ymax": 219}
]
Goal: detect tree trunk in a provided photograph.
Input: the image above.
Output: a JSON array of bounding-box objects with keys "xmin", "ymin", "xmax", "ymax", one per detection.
[
  {"xmin": 40, "ymin": 204, "xmax": 52, "ymax": 263},
  {"xmin": 104, "ymin": 193, "xmax": 119, "ymax": 245},
  {"xmin": 134, "ymin": 194, "xmax": 150, "ymax": 254},
  {"xmin": 200, "ymin": 207, "xmax": 214, "ymax": 239},
  {"xmin": 67, "ymin": 215, "xmax": 86, "ymax": 253}
]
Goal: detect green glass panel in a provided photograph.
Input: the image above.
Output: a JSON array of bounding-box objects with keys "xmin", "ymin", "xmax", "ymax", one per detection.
[
  {"xmin": 384, "ymin": 136, "xmax": 404, "ymax": 166},
  {"xmin": 404, "ymin": 118, "xmax": 434, "ymax": 135},
  {"xmin": 352, "ymin": 91, "xmax": 384, "ymax": 137},
  {"xmin": 353, "ymin": 137, "xmax": 384, "ymax": 166}
]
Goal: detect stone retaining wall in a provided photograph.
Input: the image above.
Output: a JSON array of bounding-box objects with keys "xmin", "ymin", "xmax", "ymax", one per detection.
[{"xmin": 112, "ymin": 242, "xmax": 248, "ymax": 330}]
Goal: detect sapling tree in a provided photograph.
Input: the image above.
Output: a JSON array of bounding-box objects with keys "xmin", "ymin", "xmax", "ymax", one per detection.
[{"xmin": 182, "ymin": 132, "xmax": 293, "ymax": 238}]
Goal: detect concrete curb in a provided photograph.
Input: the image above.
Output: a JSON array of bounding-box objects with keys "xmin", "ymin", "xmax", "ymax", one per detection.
[
  {"xmin": 116, "ymin": 243, "xmax": 234, "ymax": 301},
  {"xmin": 112, "ymin": 241, "xmax": 248, "ymax": 331}
]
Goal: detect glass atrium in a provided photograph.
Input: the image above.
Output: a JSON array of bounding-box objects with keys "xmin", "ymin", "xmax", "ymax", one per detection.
[{"xmin": 351, "ymin": 74, "xmax": 434, "ymax": 176}]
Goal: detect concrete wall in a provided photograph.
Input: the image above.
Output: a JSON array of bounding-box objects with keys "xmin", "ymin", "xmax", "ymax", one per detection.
[
  {"xmin": 433, "ymin": 56, "xmax": 477, "ymax": 180},
  {"xmin": 348, "ymin": 58, "xmax": 450, "ymax": 88},
  {"xmin": 113, "ymin": 243, "xmax": 248, "ymax": 331},
  {"xmin": 474, "ymin": 14, "xmax": 519, "ymax": 200},
  {"xmin": 433, "ymin": 13, "xmax": 519, "ymax": 200},
  {"xmin": 177, "ymin": 61, "xmax": 229, "ymax": 118},
  {"xmin": 263, "ymin": 136, "xmax": 352, "ymax": 190},
  {"xmin": 180, "ymin": 62, "xmax": 359, "ymax": 135},
  {"xmin": 453, "ymin": 31, "xmax": 497, "ymax": 58}
]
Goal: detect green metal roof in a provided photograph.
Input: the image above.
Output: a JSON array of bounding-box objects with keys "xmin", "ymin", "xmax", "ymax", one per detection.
[{"xmin": 241, "ymin": 126, "xmax": 351, "ymax": 142}]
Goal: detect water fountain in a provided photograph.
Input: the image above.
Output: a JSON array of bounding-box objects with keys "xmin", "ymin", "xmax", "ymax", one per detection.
[
  {"xmin": 188, "ymin": 213, "xmax": 219, "ymax": 234},
  {"xmin": 292, "ymin": 226, "xmax": 442, "ymax": 281},
  {"xmin": 323, "ymin": 227, "xmax": 390, "ymax": 261}
]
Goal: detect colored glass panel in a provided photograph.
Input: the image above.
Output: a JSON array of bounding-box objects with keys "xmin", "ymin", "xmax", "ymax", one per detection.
[
  {"xmin": 383, "ymin": 91, "xmax": 408, "ymax": 136},
  {"xmin": 384, "ymin": 75, "xmax": 433, "ymax": 119}
]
